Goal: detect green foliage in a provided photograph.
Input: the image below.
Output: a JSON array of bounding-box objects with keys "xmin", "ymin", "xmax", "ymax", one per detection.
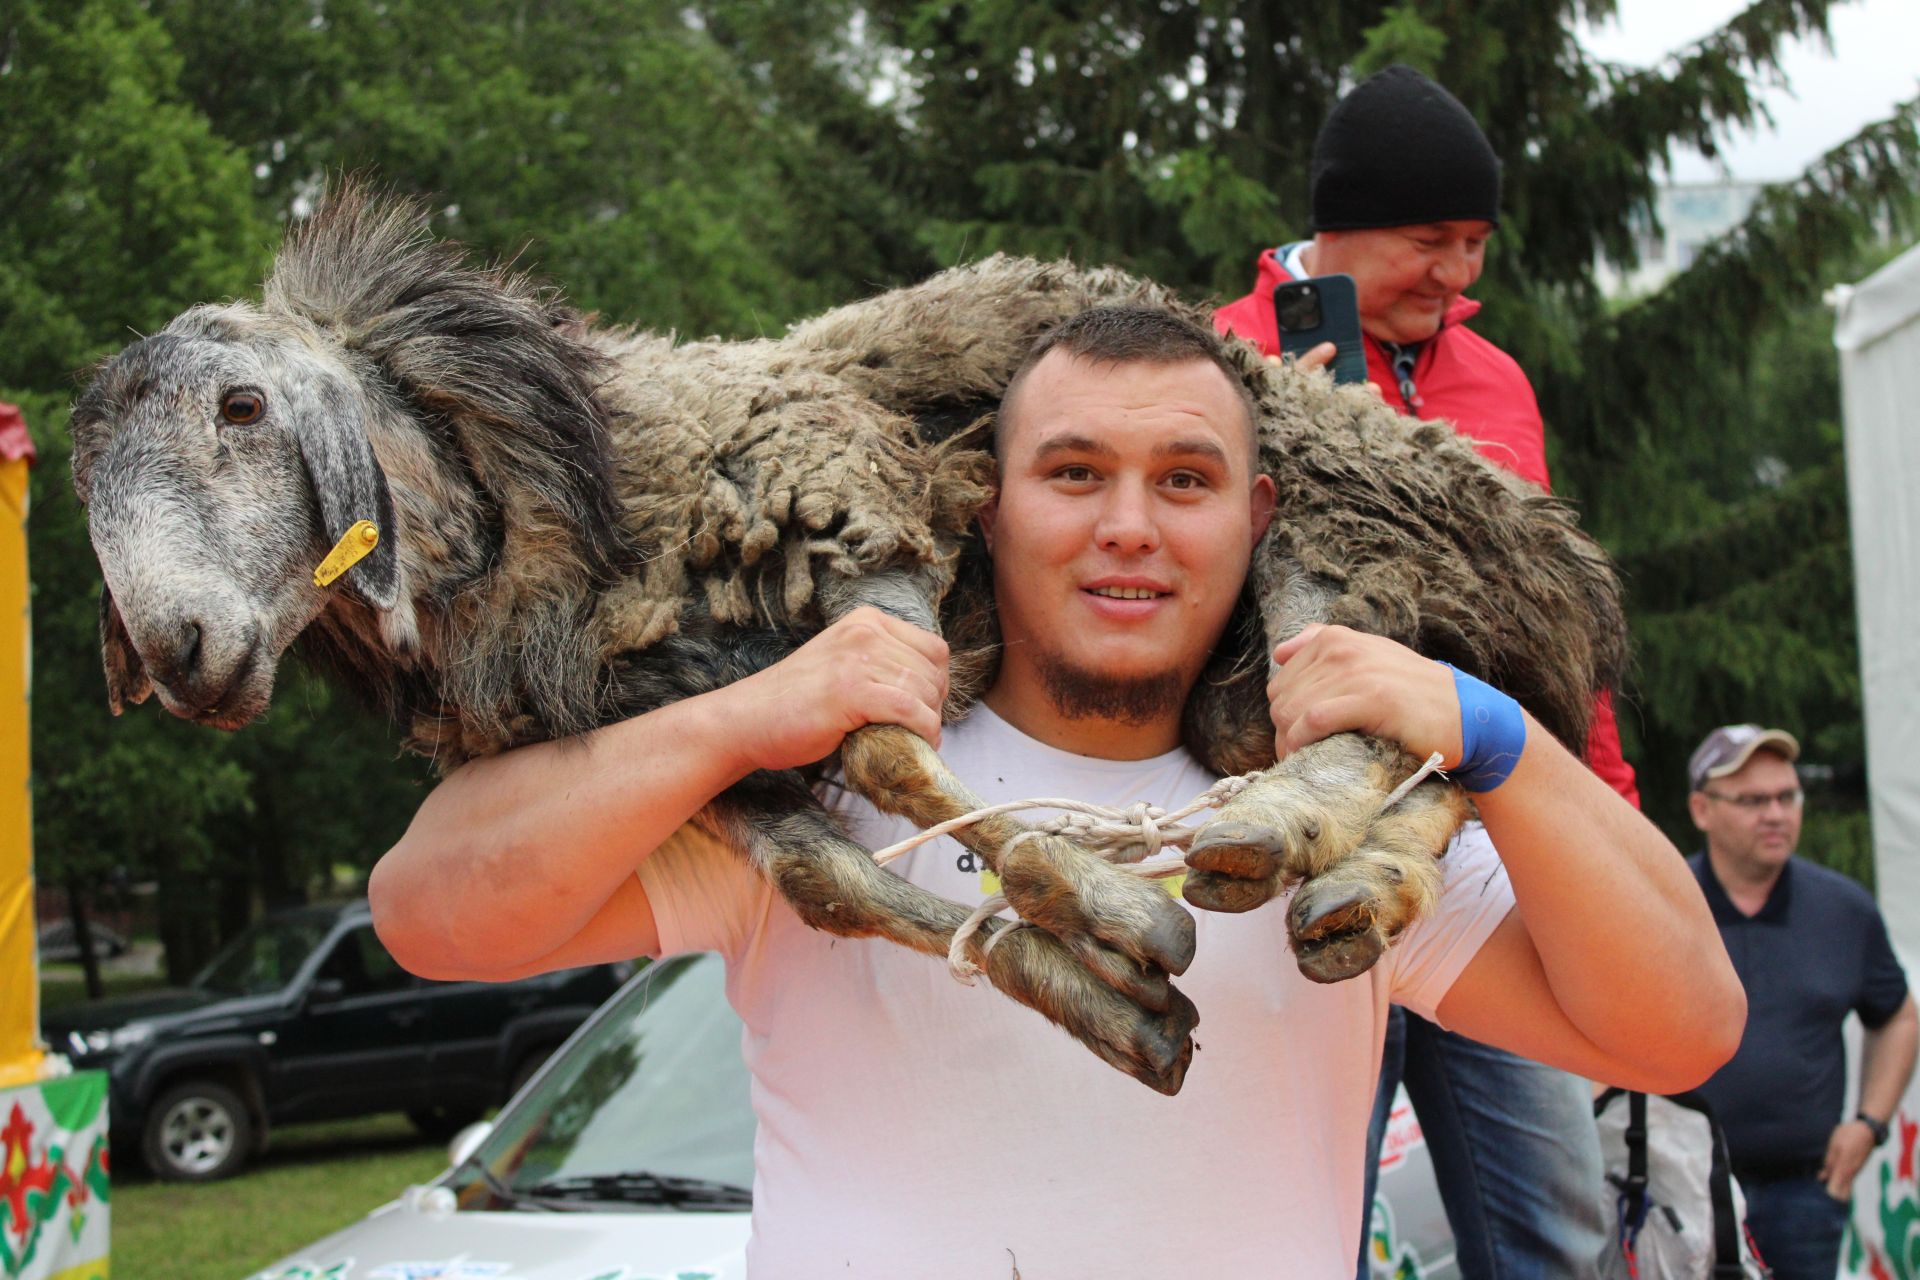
[
  {"xmin": 1801, "ymin": 807, "xmax": 1875, "ymax": 891},
  {"xmin": 1144, "ymin": 150, "xmax": 1280, "ymax": 279},
  {"xmin": 1353, "ymin": 3, "xmax": 1449, "ymax": 78},
  {"xmin": 150, "ymin": 0, "xmax": 930, "ymax": 334},
  {"xmin": 1507, "ymin": 123, "xmax": 1919, "ymax": 858},
  {"xmin": 1555, "ymin": 98, "xmax": 1920, "ymax": 477},
  {"xmin": 866, "ymin": 0, "xmax": 1385, "ymax": 289},
  {"xmin": 0, "ymin": 0, "xmax": 268, "ymax": 388},
  {"xmin": 0, "ymin": 0, "xmax": 278, "ymax": 971}
]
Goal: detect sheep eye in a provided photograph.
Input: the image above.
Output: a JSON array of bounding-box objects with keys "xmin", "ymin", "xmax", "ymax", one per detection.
[{"xmin": 220, "ymin": 390, "xmax": 264, "ymax": 425}]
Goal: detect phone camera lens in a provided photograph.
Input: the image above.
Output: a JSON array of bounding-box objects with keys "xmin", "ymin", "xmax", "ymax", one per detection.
[{"xmin": 1277, "ymin": 287, "xmax": 1322, "ymax": 331}]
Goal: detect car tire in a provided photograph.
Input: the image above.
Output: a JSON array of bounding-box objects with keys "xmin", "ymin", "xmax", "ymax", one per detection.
[
  {"xmin": 143, "ymin": 1080, "xmax": 254, "ymax": 1182},
  {"xmin": 406, "ymin": 1104, "xmax": 485, "ymax": 1142}
]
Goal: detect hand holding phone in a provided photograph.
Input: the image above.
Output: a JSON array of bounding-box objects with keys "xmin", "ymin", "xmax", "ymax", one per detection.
[{"xmin": 1274, "ymin": 273, "xmax": 1368, "ymax": 386}]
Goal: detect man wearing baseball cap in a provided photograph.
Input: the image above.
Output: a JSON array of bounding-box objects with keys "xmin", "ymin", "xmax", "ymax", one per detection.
[
  {"xmin": 1687, "ymin": 724, "xmax": 1916, "ymax": 1280},
  {"xmin": 1220, "ymin": 65, "xmax": 1628, "ymax": 1275}
]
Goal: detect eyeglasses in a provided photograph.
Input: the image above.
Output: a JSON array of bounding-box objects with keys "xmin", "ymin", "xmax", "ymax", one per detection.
[{"xmin": 1702, "ymin": 788, "xmax": 1804, "ymax": 811}]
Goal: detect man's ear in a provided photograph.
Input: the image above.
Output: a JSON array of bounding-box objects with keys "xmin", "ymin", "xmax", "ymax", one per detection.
[
  {"xmin": 1687, "ymin": 791, "xmax": 1711, "ymax": 833},
  {"xmin": 977, "ymin": 489, "xmax": 998, "ymax": 555},
  {"xmin": 1249, "ymin": 473, "xmax": 1276, "ymax": 546}
]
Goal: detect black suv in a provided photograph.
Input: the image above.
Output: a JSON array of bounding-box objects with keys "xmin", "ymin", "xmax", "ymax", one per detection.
[{"xmin": 41, "ymin": 899, "xmax": 629, "ymax": 1181}]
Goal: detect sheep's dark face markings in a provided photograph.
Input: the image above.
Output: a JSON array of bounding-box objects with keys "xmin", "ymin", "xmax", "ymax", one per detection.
[{"xmin": 74, "ymin": 313, "xmax": 353, "ymax": 728}]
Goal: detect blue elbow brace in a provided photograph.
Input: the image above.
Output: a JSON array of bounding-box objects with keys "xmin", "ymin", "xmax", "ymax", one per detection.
[{"xmin": 1441, "ymin": 663, "xmax": 1526, "ymax": 793}]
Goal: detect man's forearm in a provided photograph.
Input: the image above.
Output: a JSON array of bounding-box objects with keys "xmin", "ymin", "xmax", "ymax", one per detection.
[
  {"xmin": 370, "ymin": 693, "xmax": 753, "ymax": 975},
  {"xmin": 1473, "ymin": 714, "xmax": 1744, "ymax": 1081},
  {"xmin": 369, "ymin": 607, "xmax": 952, "ymax": 980},
  {"xmin": 1860, "ymin": 996, "xmax": 1920, "ymax": 1124}
]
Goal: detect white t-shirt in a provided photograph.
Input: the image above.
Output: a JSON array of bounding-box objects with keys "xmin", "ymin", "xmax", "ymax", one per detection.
[{"xmin": 641, "ymin": 704, "xmax": 1515, "ymax": 1277}]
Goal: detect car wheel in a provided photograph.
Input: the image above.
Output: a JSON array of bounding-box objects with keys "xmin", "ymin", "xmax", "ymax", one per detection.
[
  {"xmin": 407, "ymin": 1104, "xmax": 485, "ymax": 1142},
  {"xmin": 143, "ymin": 1080, "xmax": 253, "ymax": 1182}
]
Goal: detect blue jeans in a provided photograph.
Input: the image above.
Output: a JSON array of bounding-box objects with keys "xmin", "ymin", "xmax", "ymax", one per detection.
[
  {"xmin": 1741, "ymin": 1175, "xmax": 1848, "ymax": 1280},
  {"xmin": 1358, "ymin": 1007, "xmax": 1608, "ymax": 1278}
]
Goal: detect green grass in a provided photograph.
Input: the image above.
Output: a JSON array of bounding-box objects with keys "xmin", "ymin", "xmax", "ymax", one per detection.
[
  {"xmin": 113, "ymin": 1114, "xmax": 452, "ymax": 1280},
  {"xmin": 37, "ymin": 973, "xmax": 461, "ymax": 1277}
]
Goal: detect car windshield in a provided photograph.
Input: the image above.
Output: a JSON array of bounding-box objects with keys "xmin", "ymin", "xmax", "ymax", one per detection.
[
  {"xmin": 452, "ymin": 953, "xmax": 753, "ymax": 1210},
  {"xmin": 191, "ymin": 911, "xmax": 338, "ymax": 996}
]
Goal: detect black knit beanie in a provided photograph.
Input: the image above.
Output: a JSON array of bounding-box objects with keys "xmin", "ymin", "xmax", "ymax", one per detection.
[{"xmin": 1309, "ymin": 65, "xmax": 1501, "ymax": 232}]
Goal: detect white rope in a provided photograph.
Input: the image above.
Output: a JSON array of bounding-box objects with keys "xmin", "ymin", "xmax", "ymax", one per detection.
[
  {"xmin": 1382, "ymin": 750, "xmax": 1448, "ymax": 809},
  {"xmin": 885, "ymin": 751, "xmax": 1449, "ymax": 984}
]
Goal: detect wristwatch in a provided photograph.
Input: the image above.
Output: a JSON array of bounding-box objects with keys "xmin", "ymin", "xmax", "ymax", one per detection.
[{"xmin": 1857, "ymin": 1111, "xmax": 1891, "ymax": 1147}]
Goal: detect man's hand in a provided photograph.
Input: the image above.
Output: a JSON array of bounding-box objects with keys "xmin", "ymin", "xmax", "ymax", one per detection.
[
  {"xmin": 1285, "ymin": 341, "xmax": 1338, "ymax": 370},
  {"xmin": 1823, "ymin": 1119, "xmax": 1878, "ymax": 1200},
  {"xmin": 718, "ymin": 607, "xmax": 949, "ymax": 774},
  {"xmin": 1281, "ymin": 342, "xmax": 1385, "ymax": 399},
  {"xmin": 1268, "ymin": 624, "xmax": 1461, "ymax": 763}
]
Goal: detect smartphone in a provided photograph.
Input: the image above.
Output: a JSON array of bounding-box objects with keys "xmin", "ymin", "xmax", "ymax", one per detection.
[{"xmin": 1273, "ymin": 273, "xmax": 1368, "ymax": 386}]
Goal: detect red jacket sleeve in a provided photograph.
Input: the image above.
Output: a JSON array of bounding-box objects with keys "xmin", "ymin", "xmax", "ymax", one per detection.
[{"xmin": 1582, "ymin": 690, "xmax": 1641, "ymax": 808}]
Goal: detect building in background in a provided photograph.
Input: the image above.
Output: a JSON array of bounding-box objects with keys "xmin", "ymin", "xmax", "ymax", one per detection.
[{"xmin": 1597, "ymin": 180, "xmax": 1768, "ymax": 297}]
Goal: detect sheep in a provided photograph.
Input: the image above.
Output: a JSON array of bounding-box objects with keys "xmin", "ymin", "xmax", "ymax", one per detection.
[{"xmin": 69, "ymin": 183, "xmax": 1627, "ymax": 1095}]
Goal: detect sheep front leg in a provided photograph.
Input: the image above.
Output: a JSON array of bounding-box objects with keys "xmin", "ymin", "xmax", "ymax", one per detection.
[
  {"xmin": 712, "ymin": 772, "xmax": 1198, "ymax": 1094},
  {"xmin": 1183, "ymin": 733, "xmax": 1468, "ymax": 982},
  {"xmin": 1283, "ymin": 774, "xmax": 1466, "ymax": 977},
  {"xmin": 840, "ymin": 724, "xmax": 1197, "ymax": 1010},
  {"xmin": 818, "ymin": 570, "xmax": 1198, "ymax": 1007},
  {"xmin": 1180, "ymin": 561, "xmax": 1463, "ymax": 981}
]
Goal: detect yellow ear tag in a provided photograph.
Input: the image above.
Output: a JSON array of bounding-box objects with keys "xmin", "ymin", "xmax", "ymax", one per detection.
[{"xmin": 313, "ymin": 520, "xmax": 381, "ymax": 588}]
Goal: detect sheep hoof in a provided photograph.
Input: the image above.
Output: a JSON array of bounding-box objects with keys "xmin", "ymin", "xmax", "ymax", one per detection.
[
  {"xmin": 1061, "ymin": 934, "xmax": 1176, "ymax": 1015},
  {"xmin": 998, "ymin": 834, "xmax": 1197, "ymax": 980},
  {"xmin": 1183, "ymin": 821, "xmax": 1283, "ymax": 882},
  {"xmin": 1293, "ymin": 929, "xmax": 1387, "ymax": 984},
  {"xmin": 1183, "ymin": 817, "xmax": 1291, "ymax": 913},
  {"xmin": 1287, "ymin": 882, "xmax": 1387, "ymax": 983},
  {"xmin": 980, "ymin": 924, "xmax": 1198, "ymax": 1094},
  {"xmin": 1103, "ymin": 984, "xmax": 1200, "ymax": 1096},
  {"xmin": 1135, "ymin": 898, "xmax": 1199, "ymax": 978},
  {"xmin": 1182, "ymin": 867, "xmax": 1282, "ymax": 914}
]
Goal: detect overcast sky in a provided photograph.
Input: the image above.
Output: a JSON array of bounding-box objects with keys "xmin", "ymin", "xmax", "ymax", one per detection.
[{"xmin": 1578, "ymin": 0, "xmax": 1920, "ymax": 183}]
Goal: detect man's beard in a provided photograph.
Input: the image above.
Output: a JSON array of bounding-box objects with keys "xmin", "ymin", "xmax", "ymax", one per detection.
[{"xmin": 1034, "ymin": 651, "xmax": 1186, "ymax": 727}]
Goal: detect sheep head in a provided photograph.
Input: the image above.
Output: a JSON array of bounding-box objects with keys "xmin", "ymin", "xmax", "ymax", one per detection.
[{"xmin": 71, "ymin": 303, "xmax": 400, "ymax": 729}]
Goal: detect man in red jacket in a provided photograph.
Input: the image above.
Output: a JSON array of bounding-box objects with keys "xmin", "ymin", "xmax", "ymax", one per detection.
[{"xmin": 1218, "ymin": 65, "xmax": 1630, "ymax": 1277}]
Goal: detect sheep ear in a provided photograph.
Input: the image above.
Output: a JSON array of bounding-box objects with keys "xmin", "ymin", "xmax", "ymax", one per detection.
[
  {"xmin": 99, "ymin": 584, "xmax": 151, "ymax": 715},
  {"xmin": 291, "ymin": 378, "xmax": 400, "ymax": 611}
]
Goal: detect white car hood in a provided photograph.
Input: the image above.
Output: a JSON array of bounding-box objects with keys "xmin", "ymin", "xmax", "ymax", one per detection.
[{"xmin": 246, "ymin": 1194, "xmax": 749, "ymax": 1280}]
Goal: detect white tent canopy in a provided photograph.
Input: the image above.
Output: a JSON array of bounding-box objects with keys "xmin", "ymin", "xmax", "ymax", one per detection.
[
  {"xmin": 1833, "ymin": 240, "xmax": 1920, "ymax": 1278},
  {"xmin": 1834, "ymin": 241, "xmax": 1920, "ymax": 959}
]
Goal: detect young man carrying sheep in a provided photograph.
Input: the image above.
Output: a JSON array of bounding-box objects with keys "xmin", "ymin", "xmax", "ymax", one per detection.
[{"xmin": 371, "ymin": 308, "xmax": 1742, "ymax": 1275}]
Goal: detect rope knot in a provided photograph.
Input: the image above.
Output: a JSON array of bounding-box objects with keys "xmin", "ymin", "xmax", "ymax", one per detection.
[
  {"xmin": 893, "ymin": 756, "xmax": 1451, "ymax": 983},
  {"xmin": 1128, "ymin": 802, "xmax": 1165, "ymax": 858},
  {"xmin": 1210, "ymin": 773, "xmax": 1254, "ymax": 803}
]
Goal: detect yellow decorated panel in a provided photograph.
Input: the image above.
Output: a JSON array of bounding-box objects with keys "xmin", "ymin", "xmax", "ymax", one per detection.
[{"xmin": 0, "ymin": 456, "xmax": 40, "ymax": 1086}]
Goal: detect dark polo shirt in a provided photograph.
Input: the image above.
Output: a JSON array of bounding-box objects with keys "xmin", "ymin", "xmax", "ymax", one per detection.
[{"xmin": 1689, "ymin": 852, "xmax": 1909, "ymax": 1170}]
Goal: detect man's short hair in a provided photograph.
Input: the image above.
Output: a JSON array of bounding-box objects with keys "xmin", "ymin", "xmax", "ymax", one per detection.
[
  {"xmin": 995, "ymin": 306, "xmax": 1261, "ymax": 460},
  {"xmin": 1688, "ymin": 724, "xmax": 1802, "ymax": 792}
]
